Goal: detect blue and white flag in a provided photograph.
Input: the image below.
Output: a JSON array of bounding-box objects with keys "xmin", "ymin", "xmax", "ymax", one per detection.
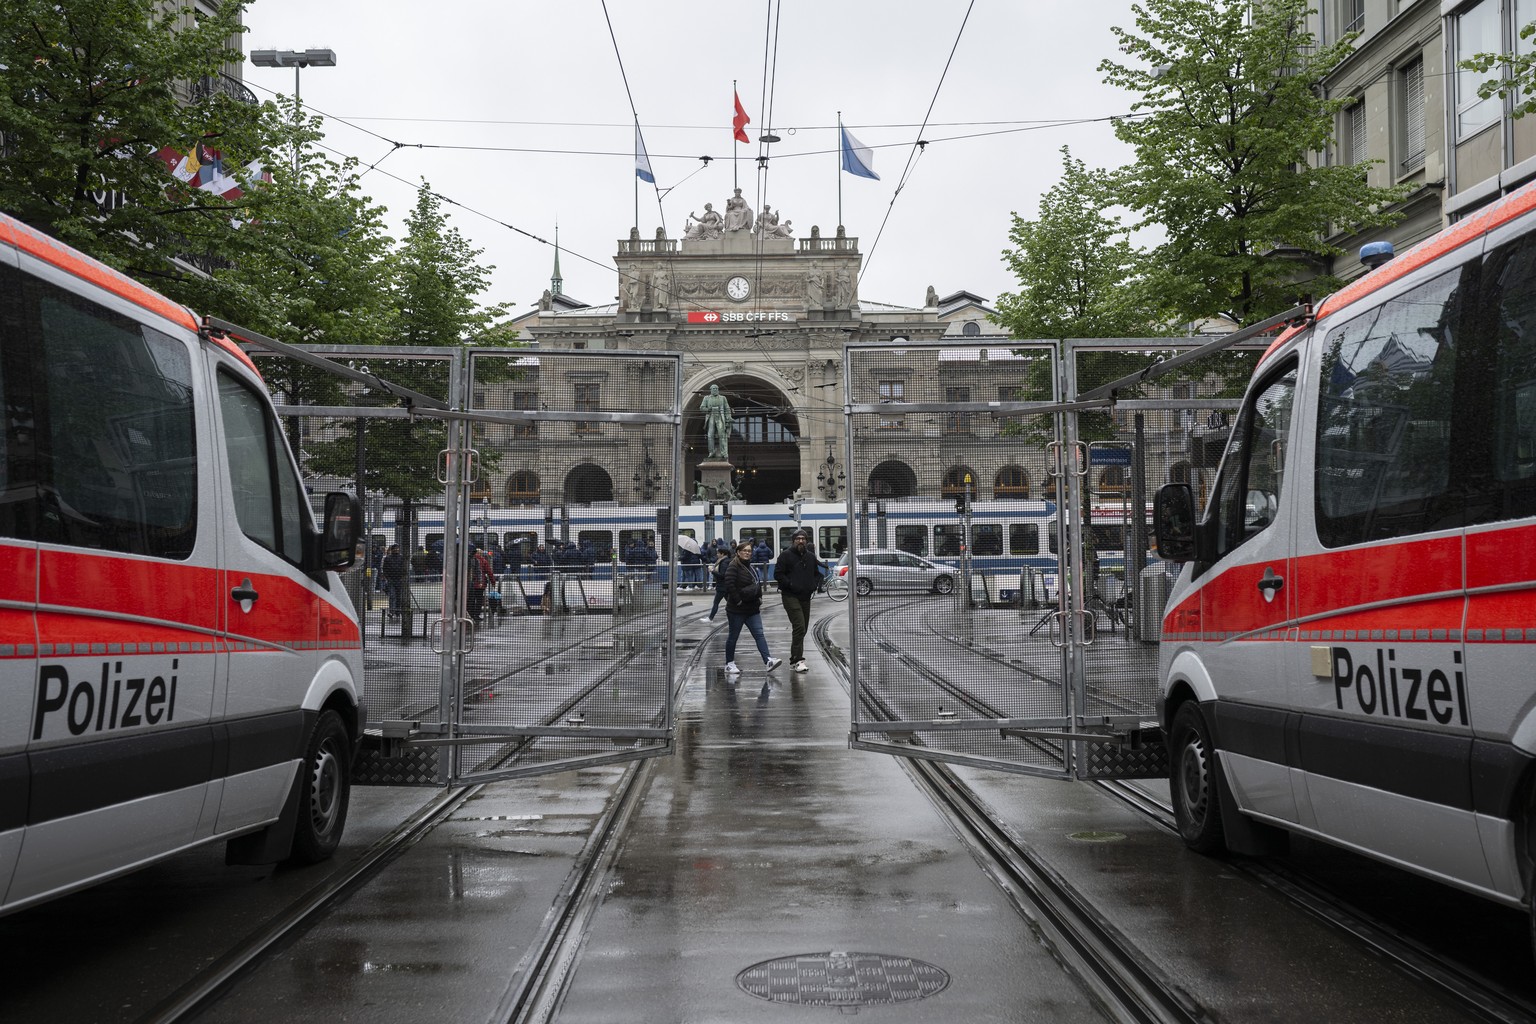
[
  {"xmin": 635, "ymin": 124, "xmax": 655, "ymax": 183},
  {"xmin": 840, "ymin": 125, "xmax": 879, "ymax": 180}
]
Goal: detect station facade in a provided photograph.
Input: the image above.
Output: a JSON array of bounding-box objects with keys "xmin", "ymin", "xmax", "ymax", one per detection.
[{"xmin": 495, "ymin": 199, "xmax": 1172, "ymax": 510}]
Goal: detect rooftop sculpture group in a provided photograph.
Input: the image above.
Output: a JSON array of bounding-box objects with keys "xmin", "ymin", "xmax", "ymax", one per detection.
[{"xmin": 686, "ymin": 188, "xmax": 793, "ymax": 241}]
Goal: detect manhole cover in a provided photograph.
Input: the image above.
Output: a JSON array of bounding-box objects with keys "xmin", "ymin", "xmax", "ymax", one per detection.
[
  {"xmin": 1067, "ymin": 830, "xmax": 1127, "ymax": 843},
  {"xmin": 736, "ymin": 951, "xmax": 949, "ymax": 1006}
]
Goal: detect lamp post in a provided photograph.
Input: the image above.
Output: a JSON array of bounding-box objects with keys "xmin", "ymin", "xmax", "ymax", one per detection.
[
  {"xmin": 817, "ymin": 451, "xmax": 845, "ymax": 500},
  {"xmin": 249, "ymin": 48, "xmax": 336, "ymax": 175}
]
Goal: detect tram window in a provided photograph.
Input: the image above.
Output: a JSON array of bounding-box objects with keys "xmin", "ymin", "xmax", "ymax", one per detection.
[
  {"xmin": 578, "ymin": 529, "xmax": 613, "ymax": 558},
  {"xmin": 819, "ymin": 526, "xmax": 847, "ymax": 556},
  {"xmin": 1009, "ymin": 523, "xmax": 1039, "ymax": 555},
  {"xmin": 894, "ymin": 525, "xmax": 927, "ymax": 555},
  {"xmin": 973, "ymin": 523, "xmax": 1003, "ymax": 556},
  {"xmin": 934, "ymin": 524, "xmax": 963, "ymax": 556},
  {"xmin": 740, "ymin": 527, "xmax": 773, "ymax": 548},
  {"xmin": 779, "ymin": 526, "xmax": 801, "ymax": 549},
  {"xmin": 617, "ymin": 529, "xmax": 653, "ymax": 556}
]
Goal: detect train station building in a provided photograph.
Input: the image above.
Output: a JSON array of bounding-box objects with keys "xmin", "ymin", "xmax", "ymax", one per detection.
[{"xmin": 498, "ymin": 199, "xmax": 1172, "ymax": 510}]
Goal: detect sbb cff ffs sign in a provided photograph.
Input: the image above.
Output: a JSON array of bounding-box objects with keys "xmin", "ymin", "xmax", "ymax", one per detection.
[{"xmin": 687, "ymin": 310, "xmax": 796, "ymax": 324}]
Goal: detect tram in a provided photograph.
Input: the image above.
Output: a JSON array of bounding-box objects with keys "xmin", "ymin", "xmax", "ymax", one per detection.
[{"xmin": 371, "ymin": 498, "xmax": 1155, "ymax": 600}]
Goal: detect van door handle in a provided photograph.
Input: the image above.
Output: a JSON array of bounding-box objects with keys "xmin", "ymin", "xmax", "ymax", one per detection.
[
  {"xmin": 1256, "ymin": 568, "xmax": 1284, "ymax": 596},
  {"xmin": 231, "ymin": 579, "xmax": 259, "ymax": 603}
]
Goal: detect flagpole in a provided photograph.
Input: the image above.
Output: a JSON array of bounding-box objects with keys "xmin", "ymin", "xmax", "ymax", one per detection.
[
  {"xmin": 634, "ymin": 116, "xmax": 640, "ymax": 231},
  {"xmin": 837, "ymin": 111, "xmax": 843, "ymax": 232},
  {"xmin": 733, "ymin": 80, "xmax": 739, "ymax": 192}
]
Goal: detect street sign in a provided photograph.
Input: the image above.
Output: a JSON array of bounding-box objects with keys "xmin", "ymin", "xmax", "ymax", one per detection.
[{"xmin": 1089, "ymin": 446, "xmax": 1132, "ymax": 466}]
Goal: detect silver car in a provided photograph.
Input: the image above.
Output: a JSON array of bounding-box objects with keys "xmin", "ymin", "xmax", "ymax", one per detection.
[{"xmin": 836, "ymin": 549, "xmax": 956, "ymax": 596}]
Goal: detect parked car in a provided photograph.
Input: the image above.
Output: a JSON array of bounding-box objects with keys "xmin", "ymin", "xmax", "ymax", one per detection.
[{"xmin": 835, "ymin": 549, "xmax": 956, "ymax": 596}]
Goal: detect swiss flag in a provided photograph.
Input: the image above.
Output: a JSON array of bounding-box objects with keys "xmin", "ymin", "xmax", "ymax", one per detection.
[
  {"xmin": 688, "ymin": 310, "xmax": 721, "ymax": 323},
  {"xmin": 733, "ymin": 91, "xmax": 751, "ymax": 144}
]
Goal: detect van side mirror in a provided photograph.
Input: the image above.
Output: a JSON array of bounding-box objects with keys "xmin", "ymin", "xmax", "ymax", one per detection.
[
  {"xmin": 321, "ymin": 492, "xmax": 361, "ymax": 571},
  {"xmin": 1154, "ymin": 483, "xmax": 1198, "ymax": 563}
]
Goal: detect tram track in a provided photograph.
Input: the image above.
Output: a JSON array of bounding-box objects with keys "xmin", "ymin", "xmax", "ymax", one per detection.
[
  {"xmin": 132, "ymin": 612, "xmax": 703, "ymax": 1024},
  {"xmin": 1094, "ymin": 779, "xmax": 1536, "ymax": 1024},
  {"xmin": 830, "ymin": 612, "xmax": 1536, "ymax": 1023},
  {"xmin": 816, "ymin": 616, "xmax": 1209, "ymax": 1024}
]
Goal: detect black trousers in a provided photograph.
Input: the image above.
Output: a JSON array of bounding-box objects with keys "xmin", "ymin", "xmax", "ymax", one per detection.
[{"xmin": 780, "ymin": 592, "xmax": 812, "ymax": 662}]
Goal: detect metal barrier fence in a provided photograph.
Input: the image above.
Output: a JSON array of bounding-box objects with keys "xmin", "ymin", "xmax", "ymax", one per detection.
[
  {"xmin": 844, "ymin": 337, "xmax": 1265, "ymax": 779},
  {"xmin": 251, "ymin": 345, "xmax": 682, "ymax": 786}
]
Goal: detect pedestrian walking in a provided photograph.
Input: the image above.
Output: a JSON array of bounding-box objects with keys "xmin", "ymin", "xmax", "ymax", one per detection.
[
  {"xmin": 722, "ymin": 539, "xmax": 781, "ymax": 676},
  {"xmin": 699, "ymin": 546, "xmax": 730, "ymax": 623},
  {"xmin": 774, "ymin": 529, "xmax": 818, "ymax": 673},
  {"xmin": 381, "ymin": 544, "xmax": 407, "ymax": 617}
]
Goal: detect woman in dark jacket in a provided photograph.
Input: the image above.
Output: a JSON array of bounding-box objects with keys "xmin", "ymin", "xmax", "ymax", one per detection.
[
  {"xmin": 699, "ymin": 546, "xmax": 730, "ymax": 623},
  {"xmin": 722, "ymin": 539, "xmax": 781, "ymax": 676}
]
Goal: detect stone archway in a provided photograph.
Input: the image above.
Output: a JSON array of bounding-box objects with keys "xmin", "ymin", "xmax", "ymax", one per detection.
[
  {"xmin": 685, "ymin": 374, "xmax": 801, "ymax": 503},
  {"xmin": 868, "ymin": 460, "xmax": 917, "ymax": 499},
  {"xmin": 564, "ymin": 463, "xmax": 614, "ymax": 504}
]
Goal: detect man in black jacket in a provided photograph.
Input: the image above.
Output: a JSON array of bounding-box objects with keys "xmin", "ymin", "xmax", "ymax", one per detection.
[{"xmin": 774, "ymin": 529, "xmax": 818, "ymax": 673}]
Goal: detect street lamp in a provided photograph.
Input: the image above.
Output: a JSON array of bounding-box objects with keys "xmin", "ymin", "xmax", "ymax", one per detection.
[
  {"xmin": 249, "ymin": 48, "xmax": 336, "ymax": 174},
  {"xmin": 817, "ymin": 451, "xmax": 845, "ymax": 500}
]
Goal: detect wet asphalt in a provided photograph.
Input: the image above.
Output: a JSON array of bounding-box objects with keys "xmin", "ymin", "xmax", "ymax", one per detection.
[{"xmin": 2, "ymin": 597, "xmax": 1501, "ymax": 1022}]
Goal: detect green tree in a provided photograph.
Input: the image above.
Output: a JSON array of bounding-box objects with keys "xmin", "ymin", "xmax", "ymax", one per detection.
[
  {"xmin": 995, "ymin": 147, "xmax": 1164, "ymax": 340},
  {"xmin": 306, "ymin": 184, "xmax": 514, "ymax": 518},
  {"xmin": 1101, "ymin": 0, "xmax": 1410, "ymax": 325},
  {"xmin": 994, "ymin": 148, "xmax": 1168, "ymax": 445},
  {"xmin": 0, "ymin": 0, "xmax": 269, "ymax": 277}
]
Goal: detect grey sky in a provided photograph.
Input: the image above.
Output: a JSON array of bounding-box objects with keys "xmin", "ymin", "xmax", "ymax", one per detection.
[{"xmin": 242, "ymin": 1, "xmax": 1141, "ymax": 317}]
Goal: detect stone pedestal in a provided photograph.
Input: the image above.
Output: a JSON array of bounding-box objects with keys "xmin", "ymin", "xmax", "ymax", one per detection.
[{"xmin": 696, "ymin": 459, "xmax": 737, "ymax": 502}]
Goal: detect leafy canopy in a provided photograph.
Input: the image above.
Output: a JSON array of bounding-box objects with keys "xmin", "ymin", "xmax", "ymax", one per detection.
[{"xmin": 1101, "ymin": 0, "xmax": 1410, "ymax": 325}]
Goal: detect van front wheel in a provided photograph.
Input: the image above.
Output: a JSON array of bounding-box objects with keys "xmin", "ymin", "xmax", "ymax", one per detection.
[
  {"xmin": 1170, "ymin": 702, "xmax": 1227, "ymax": 855},
  {"xmin": 289, "ymin": 710, "xmax": 352, "ymax": 864}
]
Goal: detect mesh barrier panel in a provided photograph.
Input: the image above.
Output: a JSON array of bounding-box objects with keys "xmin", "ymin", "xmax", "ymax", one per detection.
[
  {"xmin": 845, "ymin": 338, "xmax": 1270, "ymax": 779},
  {"xmin": 253, "ymin": 346, "xmax": 680, "ymax": 785},
  {"xmin": 846, "ymin": 343, "xmax": 1075, "ymax": 775}
]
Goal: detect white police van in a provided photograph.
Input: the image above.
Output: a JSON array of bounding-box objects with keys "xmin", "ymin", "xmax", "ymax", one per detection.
[
  {"xmin": 0, "ymin": 211, "xmax": 364, "ymax": 913},
  {"xmin": 1153, "ymin": 182, "xmax": 1536, "ymax": 954}
]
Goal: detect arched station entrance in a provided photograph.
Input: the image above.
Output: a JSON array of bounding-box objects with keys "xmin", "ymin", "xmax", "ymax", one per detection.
[{"xmin": 685, "ymin": 375, "xmax": 801, "ymax": 504}]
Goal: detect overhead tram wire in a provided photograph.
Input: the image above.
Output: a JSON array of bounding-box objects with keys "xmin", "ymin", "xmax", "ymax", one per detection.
[
  {"xmin": 239, "ymin": 52, "xmax": 1075, "ymax": 429},
  {"xmin": 857, "ymin": 0, "xmax": 976, "ymax": 294}
]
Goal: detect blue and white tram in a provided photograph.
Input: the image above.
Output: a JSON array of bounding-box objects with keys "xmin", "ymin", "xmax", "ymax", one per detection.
[{"xmin": 372, "ymin": 498, "xmax": 1155, "ymax": 604}]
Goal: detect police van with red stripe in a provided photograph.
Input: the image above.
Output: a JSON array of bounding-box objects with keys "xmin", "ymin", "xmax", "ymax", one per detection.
[
  {"xmin": 0, "ymin": 212, "xmax": 364, "ymax": 913},
  {"xmin": 1153, "ymin": 182, "xmax": 1536, "ymax": 953}
]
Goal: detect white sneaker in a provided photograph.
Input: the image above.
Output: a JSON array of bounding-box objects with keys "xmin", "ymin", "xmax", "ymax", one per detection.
[
  {"xmin": 764, "ymin": 657, "xmax": 783, "ymax": 672},
  {"xmin": 699, "ymin": 614, "xmax": 713, "ymax": 622},
  {"xmin": 793, "ymin": 660, "xmax": 809, "ymax": 673},
  {"xmin": 725, "ymin": 661, "xmax": 741, "ymax": 675}
]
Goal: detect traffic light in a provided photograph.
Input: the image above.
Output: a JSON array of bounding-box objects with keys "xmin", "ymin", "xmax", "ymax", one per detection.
[{"xmin": 955, "ymin": 495, "xmax": 967, "ymax": 515}]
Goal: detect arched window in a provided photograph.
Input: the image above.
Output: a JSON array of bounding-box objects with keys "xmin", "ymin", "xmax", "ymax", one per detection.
[
  {"xmin": 962, "ymin": 320, "xmax": 981, "ymax": 336},
  {"xmin": 868, "ymin": 460, "xmax": 917, "ymax": 499},
  {"xmin": 994, "ymin": 465, "xmax": 1030, "ymax": 498},
  {"xmin": 506, "ymin": 471, "xmax": 540, "ymax": 506},
  {"xmin": 941, "ymin": 466, "xmax": 977, "ymax": 498},
  {"xmin": 564, "ymin": 464, "xmax": 614, "ymax": 505}
]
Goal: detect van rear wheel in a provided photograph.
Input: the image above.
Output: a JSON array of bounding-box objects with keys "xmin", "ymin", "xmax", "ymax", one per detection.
[
  {"xmin": 289, "ymin": 710, "xmax": 351, "ymax": 864},
  {"xmin": 1170, "ymin": 702, "xmax": 1227, "ymax": 855}
]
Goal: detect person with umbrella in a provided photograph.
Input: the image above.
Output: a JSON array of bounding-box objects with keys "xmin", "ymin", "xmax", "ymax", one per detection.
[{"xmin": 677, "ymin": 533, "xmax": 702, "ymax": 589}]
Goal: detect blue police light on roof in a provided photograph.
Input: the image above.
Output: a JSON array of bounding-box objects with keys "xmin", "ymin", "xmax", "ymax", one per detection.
[{"xmin": 1360, "ymin": 241, "xmax": 1395, "ymax": 269}]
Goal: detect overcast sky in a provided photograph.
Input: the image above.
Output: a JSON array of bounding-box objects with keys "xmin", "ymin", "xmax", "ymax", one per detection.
[{"xmin": 241, "ymin": 1, "xmax": 1142, "ymax": 319}]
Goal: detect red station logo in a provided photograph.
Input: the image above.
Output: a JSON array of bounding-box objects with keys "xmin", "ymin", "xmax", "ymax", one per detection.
[{"xmin": 687, "ymin": 311, "xmax": 721, "ymax": 323}]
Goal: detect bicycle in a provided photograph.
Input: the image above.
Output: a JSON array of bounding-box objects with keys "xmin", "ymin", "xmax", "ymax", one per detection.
[{"xmin": 819, "ymin": 570, "xmax": 849, "ymax": 602}]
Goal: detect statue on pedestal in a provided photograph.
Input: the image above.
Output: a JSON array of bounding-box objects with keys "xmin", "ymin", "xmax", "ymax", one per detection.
[
  {"xmin": 700, "ymin": 384, "xmax": 732, "ymax": 460},
  {"xmin": 685, "ymin": 204, "xmax": 723, "ymax": 240},
  {"xmin": 724, "ymin": 188, "xmax": 753, "ymax": 232}
]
